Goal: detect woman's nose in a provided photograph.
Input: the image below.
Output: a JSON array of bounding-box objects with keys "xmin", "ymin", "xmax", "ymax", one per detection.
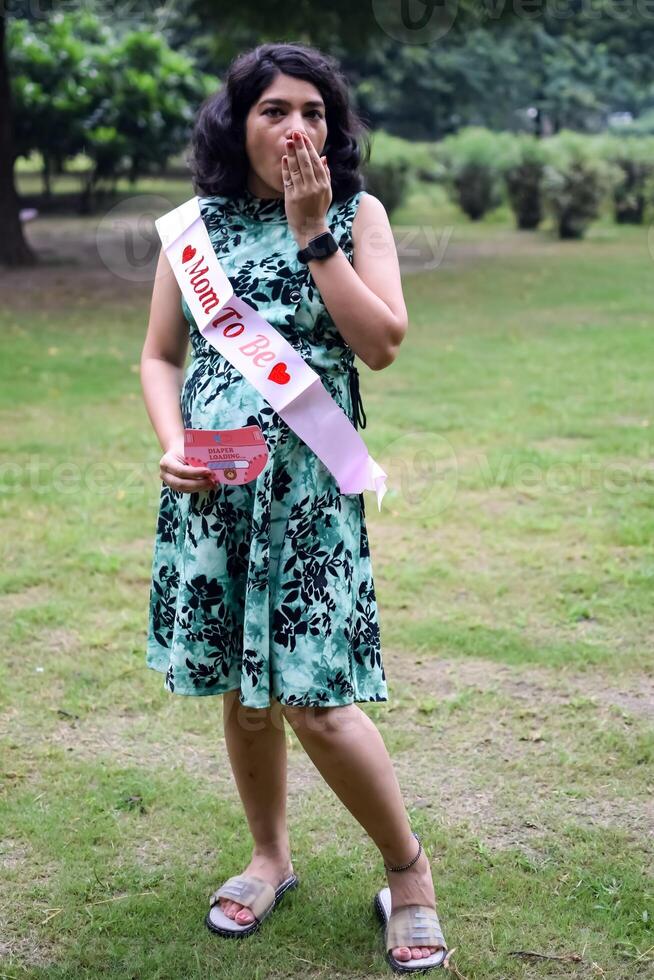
[{"xmin": 285, "ymin": 125, "xmax": 307, "ymax": 141}]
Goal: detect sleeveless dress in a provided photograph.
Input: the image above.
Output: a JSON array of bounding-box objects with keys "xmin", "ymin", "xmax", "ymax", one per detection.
[{"xmin": 145, "ymin": 186, "xmax": 389, "ymax": 709}]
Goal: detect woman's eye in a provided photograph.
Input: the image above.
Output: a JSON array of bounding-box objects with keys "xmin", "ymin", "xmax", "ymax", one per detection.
[{"xmin": 263, "ymin": 108, "xmax": 323, "ymax": 119}]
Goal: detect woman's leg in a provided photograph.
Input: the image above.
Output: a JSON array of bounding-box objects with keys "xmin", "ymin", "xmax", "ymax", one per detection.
[
  {"xmin": 216, "ymin": 690, "xmax": 294, "ymax": 925},
  {"xmin": 280, "ymin": 702, "xmax": 442, "ymax": 963}
]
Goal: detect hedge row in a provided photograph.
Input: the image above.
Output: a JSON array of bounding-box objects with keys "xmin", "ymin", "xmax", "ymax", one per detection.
[{"xmin": 364, "ymin": 128, "xmax": 654, "ymax": 239}]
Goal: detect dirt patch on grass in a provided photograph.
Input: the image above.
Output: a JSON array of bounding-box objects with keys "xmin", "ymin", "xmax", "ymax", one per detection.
[
  {"xmin": 0, "ymin": 838, "xmax": 61, "ymax": 970},
  {"xmin": 386, "ymin": 653, "xmax": 654, "ymax": 854},
  {"xmin": 0, "ymin": 584, "xmax": 53, "ymax": 615},
  {"xmin": 0, "ymin": 837, "xmax": 31, "ymax": 870},
  {"xmin": 43, "ymin": 628, "xmax": 80, "ymax": 657},
  {"xmin": 0, "ymin": 933, "xmax": 56, "ymax": 971},
  {"xmin": 21, "ymin": 707, "xmax": 321, "ymax": 802},
  {"xmin": 392, "ymin": 653, "xmax": 654, "ymax": 721},
  {"xmin": 0, "ymin": 214, "xmax": 154, "ymax": 314},
  {"xmin": 395, "ymin": 742, "xmax": 654, "ymax": 858},
  {"xmin": 398, "ymin": 227, "xmax": 562, "ymax": 275}
]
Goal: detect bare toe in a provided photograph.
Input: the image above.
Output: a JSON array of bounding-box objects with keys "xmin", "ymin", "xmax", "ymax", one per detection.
[{"xmin": 393, "ymin": 946, "xmax": 411, "ymax": 960}]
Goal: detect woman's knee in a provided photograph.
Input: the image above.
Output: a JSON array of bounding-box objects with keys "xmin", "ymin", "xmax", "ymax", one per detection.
[
  {"xmin": 280, "ymin": 702, "xmax": 359, "ymax": 736},
  {"xmin": 223, "ymin": 691, "xmax": 285, "ymax": 733}
]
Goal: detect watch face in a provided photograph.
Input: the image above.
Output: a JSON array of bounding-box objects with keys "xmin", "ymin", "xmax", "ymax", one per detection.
[
  {"xmin": 298, "ymin": 232, "xmax": 337, "ymax": 262},
  {"xmin": 313, "ymin": 233, "xmax": 337, "ymax": 257}
]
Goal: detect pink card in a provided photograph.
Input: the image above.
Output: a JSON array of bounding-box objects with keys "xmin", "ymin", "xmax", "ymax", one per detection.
[{"xmin": 184, "ymin": 425, "xmax": 269, "ymax": 485}]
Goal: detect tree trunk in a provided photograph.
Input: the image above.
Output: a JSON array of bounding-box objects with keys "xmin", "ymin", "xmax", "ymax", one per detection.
[
  {"xmin": 0, "ymin": 14, "xmax": 36, "ymax": 266},
  {"xmin": 79, "ymin": 166, "xmax": 97, "ymax": 214},
  {"xmin": 42, "ymin": 153, "xmax": 52, "ymax": 198}
]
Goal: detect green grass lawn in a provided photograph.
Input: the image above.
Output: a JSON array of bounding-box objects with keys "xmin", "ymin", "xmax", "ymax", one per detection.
[{"xmin": 0, "ymin": 179, "xmax": 652, "ymax": 978}]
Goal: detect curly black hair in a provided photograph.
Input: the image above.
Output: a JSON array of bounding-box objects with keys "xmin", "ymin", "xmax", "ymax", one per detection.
[{"xmin": 187, "ymin": 41, "xmax": 371, "ymax": 203}]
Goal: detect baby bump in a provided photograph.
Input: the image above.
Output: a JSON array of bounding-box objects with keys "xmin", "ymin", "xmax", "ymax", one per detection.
[{"xmin": 181, "ymin": 354, "xmax": 267, "ymax": 431}]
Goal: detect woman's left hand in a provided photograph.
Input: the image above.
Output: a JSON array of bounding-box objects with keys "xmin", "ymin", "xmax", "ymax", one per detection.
[{"xmin": 282, "ymin": 131, "xmax": 332, "ymax": 246}]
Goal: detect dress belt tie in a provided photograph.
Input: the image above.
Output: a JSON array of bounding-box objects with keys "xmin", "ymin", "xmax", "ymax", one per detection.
[{"xmin": 349, "ymin": 364, "xmax": 367, "ymax": 431}]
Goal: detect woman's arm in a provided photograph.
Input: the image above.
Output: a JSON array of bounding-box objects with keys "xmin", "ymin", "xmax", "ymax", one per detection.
[
  {"xmin": 140, "ymin": 248, "xmax": 191, "ymax": 454},
  {"xmin": 293, "ymin": 191, "xmax": 408, "ymax": 371},
  {"xmin": 140, "ymin": 249, "xmax": 214, "ymax": 493}
]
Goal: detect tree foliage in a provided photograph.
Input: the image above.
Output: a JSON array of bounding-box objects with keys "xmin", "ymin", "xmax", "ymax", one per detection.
[{"xmin": 9, "ymin": 11, "xmax": 215, "ymax": 207}]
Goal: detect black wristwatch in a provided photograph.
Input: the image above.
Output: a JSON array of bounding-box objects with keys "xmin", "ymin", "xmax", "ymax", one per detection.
[{"xmin": 297, "ymin": 231, "xmax": 338, "ymax": 264}]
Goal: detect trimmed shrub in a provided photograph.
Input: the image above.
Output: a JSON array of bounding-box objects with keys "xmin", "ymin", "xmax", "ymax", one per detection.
[
  {"xmin": 596, "ymin": 134, "xmax": 654, "ymax": 224},
  {"xmin": 541, "ymin": 131, "xmax": 620, "ymax": 239},
  {"xmin": 362, "ymin": 160, "xmax": 410, "ymax": 217},
  {"xmin": 436, "ymin": 126, "xmax": 512, "ymax": 221},
  {"xmin": 503, "ymin": 134, "xmax": 547, "ymax": 230}
]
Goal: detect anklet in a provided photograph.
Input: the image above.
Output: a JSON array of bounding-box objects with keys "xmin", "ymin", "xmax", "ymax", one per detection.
[{"xmin": 383, "ymin": 832, "xmax": 422, "ymax": 873}]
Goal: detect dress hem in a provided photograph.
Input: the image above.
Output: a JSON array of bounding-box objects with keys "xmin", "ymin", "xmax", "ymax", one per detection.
[{"xmin": 146, "ymin": 661, "xmax": 388, "ymax": 708}]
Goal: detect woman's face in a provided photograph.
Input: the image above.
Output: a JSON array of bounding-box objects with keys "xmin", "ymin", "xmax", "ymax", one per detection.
[{"xmin": 244, "ymin": 72, "xmax": 328, "ymax": 198}]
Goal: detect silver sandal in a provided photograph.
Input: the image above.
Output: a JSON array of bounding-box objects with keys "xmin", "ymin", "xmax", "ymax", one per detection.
[
  {"xmin": 205, "ymin": 871, "xmax": 299, "ymax": 939},
  {"xmin": 374, "ymin": 832, "xmax": 448, "ymax": 973}
]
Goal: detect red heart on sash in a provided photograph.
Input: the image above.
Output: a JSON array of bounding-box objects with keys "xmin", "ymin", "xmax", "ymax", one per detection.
[
  {"xmin": 182, "ymin": 245, "xmax": 196, "ymax": 263},
  {"xmin": 268, "ymin": 362, "xmax": 291, "ymax": 385}
]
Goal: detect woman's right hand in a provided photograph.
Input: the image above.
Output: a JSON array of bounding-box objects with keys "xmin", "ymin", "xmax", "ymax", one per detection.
[{"xmin": 159, "ymin": 438, "xmax": 215, "ymax": 493}]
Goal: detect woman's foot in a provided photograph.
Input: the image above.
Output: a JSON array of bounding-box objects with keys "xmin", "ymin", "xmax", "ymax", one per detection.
[
  {"xmin": 218, "ymin": 846, "xmax": 294, "ymax": 925},
  {"xmin": 386, "ymin": 842, "xmax": 444, "ymax": 963}
]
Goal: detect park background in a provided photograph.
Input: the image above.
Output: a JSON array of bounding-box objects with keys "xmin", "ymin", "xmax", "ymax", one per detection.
[{"xmin": 0, "ymin": 1, "xmax": 652, "ymax": 977}]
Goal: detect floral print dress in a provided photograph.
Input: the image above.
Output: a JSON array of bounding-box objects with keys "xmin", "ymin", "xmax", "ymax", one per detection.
[{"xmin": 145, "ymin": 186, "xmax": 388, "ymax": 708}]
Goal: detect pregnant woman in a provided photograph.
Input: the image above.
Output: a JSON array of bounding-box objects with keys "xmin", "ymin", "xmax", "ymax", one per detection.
[{"xmin": 140, "ymin": 40, "xmax": 449, "ymax": 973}]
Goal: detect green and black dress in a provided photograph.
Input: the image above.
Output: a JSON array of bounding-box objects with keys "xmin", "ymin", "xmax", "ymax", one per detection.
[{"xmin": 146, "ymin": 187, "xmax": 388, "ymax": 708}]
